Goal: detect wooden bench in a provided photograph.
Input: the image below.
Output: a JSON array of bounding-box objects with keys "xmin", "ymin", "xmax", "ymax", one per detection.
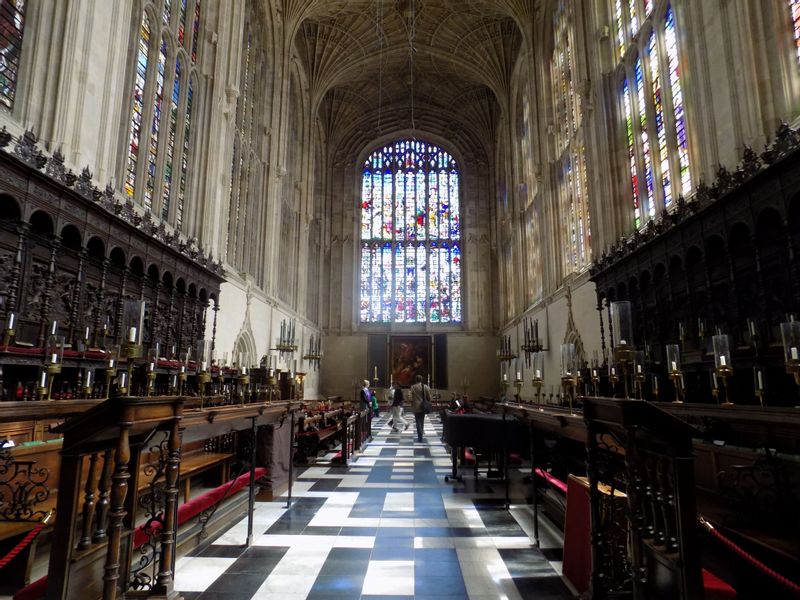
[
  {"xmin": 138, "ymin": 447, "xmax": 233, "ymax": 503},
  {"xmin": 0, "ymin": 442, "xmax": 62, "ymax": 594}
]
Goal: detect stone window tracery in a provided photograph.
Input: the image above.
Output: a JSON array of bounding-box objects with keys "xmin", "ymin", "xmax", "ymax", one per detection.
[
  {"xmin": 359, "ymin": 139, "xmax": 462, "ymax": 324},
  {"xmin": 227, "ymin": 15, "xmax": 267, "ymax": 276},
  {"xmin": 124, "ymin": 0, "xmax": 201, "ymax": 231}
]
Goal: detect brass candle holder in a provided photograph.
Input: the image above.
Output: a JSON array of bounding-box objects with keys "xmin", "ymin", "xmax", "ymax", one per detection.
[
  {"xmin": 82, "ymin": 369, "xmax": 93, "ymax": 398},
  {"xmin": 666, "ymin": 344, "xmax": 683, "ymax": 403},
  {"xmin": 613, "ymin": 345, "xmax": 634, "ymax": 399},
  {"xmin": 37, "ymin": 370, "xmax": 48, "ymax": 401},
  {"xmin": 513, "ymin": 376, "xmax": 524, "ymax": 404},
  {"xmin": 633, "ymin": 351, "xmax": 646, "ymax": 399},
  {"xmin": 2, "ymin": 312, "xmax": 15, "ymax": 346},
  {"xmin": 608, "ymin": 364, "xmax": 619, "ymax": 397},
  {"xmin": 713, "ymin": 334, "xmax": 734, "ymax": 406},
  {"xmin": 716, "ymin": 366, "xmax": 733, "ymax": 406},
  {"xmin": 560, "ymin": 343, "xmax": 578, "ymax": 414}
]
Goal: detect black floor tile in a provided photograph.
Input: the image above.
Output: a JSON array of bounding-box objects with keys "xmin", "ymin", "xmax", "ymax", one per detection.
[{"xmin": 196, "ymin": 544, "xmax": 247, "ymax": 559}]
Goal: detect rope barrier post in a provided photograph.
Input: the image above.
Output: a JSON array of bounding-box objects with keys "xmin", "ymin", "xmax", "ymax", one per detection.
[
  {"xmin": 245, "ymin": 416, "xmax": 257, "ymax": 548},
  {"xmin": 286, "ymin": 408, "xmax": 294, "ymax": 509},
  {"xmin": 529, "ymin": 420, "xmax": 539, "ymax": 547},
  {"xmin": 503, "ymin": 405, "xmax": 509, "ymax": 508}
]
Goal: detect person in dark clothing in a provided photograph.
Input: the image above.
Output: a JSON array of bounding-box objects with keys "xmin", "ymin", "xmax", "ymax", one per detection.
[
  {"xmin": 410, "ymin": 374, "xmax": 432, "ymax": 442},
  {"xmin": 360, "ymin": 379, "xmax": 371, "ymax": 412},
  {"xmin": 390, "ymin": 383, "xmax": 409, "ymax": 432}
]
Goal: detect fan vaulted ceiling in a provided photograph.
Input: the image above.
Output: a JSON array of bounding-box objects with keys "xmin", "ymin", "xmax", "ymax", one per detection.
[{"xmin": 286, "ymin": 0, "xmax": 531, "ymax": 163}]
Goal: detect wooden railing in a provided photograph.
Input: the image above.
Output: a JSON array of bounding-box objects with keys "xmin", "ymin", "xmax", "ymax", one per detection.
[{"xmin": 46, "ymin": 396, "xmax": 184, "ymax": 600}]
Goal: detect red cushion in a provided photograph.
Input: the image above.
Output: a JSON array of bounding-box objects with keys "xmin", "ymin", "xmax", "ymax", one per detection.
[
  {"xmin": 15, "ymin": 468, "xmax": 268, "ymax": 600},
  {"xmin": 12, "ymin": 575, "xmax": 46, "ymax": 600},
  {"xmin": 703, "ymin": 568, "xmax": 736, "ymax": 599}
]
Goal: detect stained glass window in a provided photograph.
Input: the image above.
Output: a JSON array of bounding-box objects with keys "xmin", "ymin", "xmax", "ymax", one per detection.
[
  {"xmin": 623, "ymin": 78, "xmax": 641, "ymax": 228},
  {"xmin": 0, "ymin": 0, "xmax": 25, "ymax": 110},
  {"xmin": 615, "ymin": 0, "xmax": 625, "ymax": 57},
  {"xmin": 552, "ymin": 0, "xmax": 591, "ymax": 274},
  {"xmin": 635, "ymin": 55, "xmax": 655, "ymax": 218},
  {"xmin": 649, "ymin": 29, "xmax": 671, "ymax": 208},
  {"xmin": 793, "ymin": 0, "xmax": 800, "ymax": 66},
  {"xmin": 125, "ymin": 12, "xmax": 150, "ymax": 197},
  {"xmin": 124, "ymin": 0, "xmax": 200, "ymax": 231},
  {"xmin": 359, "ymin": 140, "xmax": 461, "ymax": 324},
  {"xmin": 616, "ymin": 1, "xmax": 692, "ymax": 228},
  {"xmin": 665, "ymin": 5, "xmax": 691, "ymax": 195}
]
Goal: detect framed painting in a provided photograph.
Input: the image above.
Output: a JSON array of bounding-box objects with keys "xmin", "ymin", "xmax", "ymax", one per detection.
[{"xmin": 390, "ymin": 336, "xmax": 431, "ymax": 386}]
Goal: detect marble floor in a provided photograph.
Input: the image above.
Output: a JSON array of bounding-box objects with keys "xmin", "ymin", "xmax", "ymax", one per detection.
[{"xmin": 174, "ymin": 412, "xmax": 574, "ymax": 600}]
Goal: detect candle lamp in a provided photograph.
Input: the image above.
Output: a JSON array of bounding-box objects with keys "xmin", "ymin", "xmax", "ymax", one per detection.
[
  {"xmin": 713, "ymin": 334, "xmax": 733, "ymax": 406},
  {"xmin": 531, "ymin": 351, "xmax": 544, "ymax": 406},
  {"xmin": 633, "ymin": 350, "xmax": 646, "ymax": 399},
  {"xmin": 2, "ymin": 311, "xmax": 15, "ymax": 346},
  {"xmin": 666, "ymin": 344, "xmax": 683, "ymax": 403},
  {"xmin": 37, "ymin": 370, "xmax": 48, "ymax": 401},
  {"xmin": 753, "ymin": 365, "xmax": 765, "ymax": 407},
  {"xmin": 197, "ymin": 339, "xmax": 212, "ymax": 404},
  {"xmin": 237, "ymin": 351, "xmax": 250, "ymax": 404},
  {"xmin": 45, "ymin": 334, "xmax": 65, "ymax": 400},
  {"xmin": 496, "ymin": 334, "xmax": 517, "ymax": 362},
  {"xmin": 780, "ymin": 321, "xmax": 800, "ymax": 395},
  {"xmin": 146, "ymin": 342, "xmax": 159, "ymax": 396},
  {"xmin": 589, "ymin": 351, "xmax": 600, "ymax": 397},
  {"xmin": 83, "ymin": 368, "xmax": 93, "ymax": 398},
  {"xmin": 117, "ymin": 370, "xmax": 128, "ymax": 396},
  {"xmin": 121, "ymin": 300, "xmax": 145, "ymax": 394},
  {"xmin": 608, "ymin": 355, "xmax": 619, "ymax": 397},
  {"xmin": 611, "ymin": 301, "xmax": 635, "ymax": 398},
  {"xmin": 302, "ymin": 334, "xmax": 323, "ymax": 370},
  {"xmin": 651, "ymin": 373, "xmax": 659, "ymax": 401},
  {"xmin": 105, "ymin": 345, "xmax": 119, "ymax": 398},
  {"xmin": 560, "ymin": 343, "xmax": 578, "ymax": 414}
]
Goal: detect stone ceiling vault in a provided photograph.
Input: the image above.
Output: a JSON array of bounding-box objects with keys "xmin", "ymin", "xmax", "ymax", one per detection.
[{"xmin": 286, "ymin": 0, "xmax": 530, "ymax": 164}]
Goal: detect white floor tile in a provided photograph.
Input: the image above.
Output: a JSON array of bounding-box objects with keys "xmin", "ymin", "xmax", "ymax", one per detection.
[{"xmin": 174, "ymin": 556, "xmax": 237, "ymax": 592}]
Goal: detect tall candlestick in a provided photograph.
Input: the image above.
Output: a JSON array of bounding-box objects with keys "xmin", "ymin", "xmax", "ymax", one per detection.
[
  {"xmin": 84, "ymin": 326, "xmax": 90, "ymax": 340},
  {"xmin": 40, "ymin": 371, "xmax": 46, "ymax": 387},
  {"xmin": 373, "ymin": 365, "xmax": 377, "ymax": 379},
  {"xmin": 7, "ymin": 312, "xmax": 14, "ymax": 329},
  {"xmin": 51, "ymin": 320, "xmax": 57, "ymax": 335}
]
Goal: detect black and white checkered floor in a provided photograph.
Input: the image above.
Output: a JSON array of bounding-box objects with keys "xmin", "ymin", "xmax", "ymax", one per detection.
[{"xmin": 175, "ymin": 413, "xmax": 573, "ymax": 599}]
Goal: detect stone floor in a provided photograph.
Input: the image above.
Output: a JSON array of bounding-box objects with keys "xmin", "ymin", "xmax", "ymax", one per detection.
[{"xmin": 173, "ymin": 412, "xmax": 574, "ymax": 599}]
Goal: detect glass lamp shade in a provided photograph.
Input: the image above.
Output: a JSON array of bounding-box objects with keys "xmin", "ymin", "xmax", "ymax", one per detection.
[
  {"xmin": 532, "ymin": 351, "xmax": 544, "ymax": 382},
  {"xmin": 666, "ymin": 344, "xmax": 681, "ymax": 375},
  {"xmin": 148, "ymin": 341, "xmax": 160, "ymax": 367},
  {"xmin": 560, "ymin": 343, "xmax": 577, "ymax": 378},
  {"xmin": 122, "ymin": 299, "xmax": 145, "ymax": 344},
  {"xmin": 610, "ymin": 301, "xmax": 634, "ymax": 348},
  {"xmin": 633, "ymin": 351, "xmax": 645, "ymax": 376},
  {"xmin": 107, "ymin": 345, "xmax": 120, "ymax": 369},
  {"xmin": 753, "ymin": 366, "xmax": 766, "ymax": 391},
  {"xmin": 196, "ymin": 339, "xmax": 211, "ymax": 371},
  {"xmin": 712, "ymin": 334, "xmax": 732, "ymax": 370},
  {"xmin": 46, "ymin": 335, "xmax": 65, "ymax": 365},
  {"xmin": 780, "ymin": 321, "xmax": 800, "ymax": 363}
]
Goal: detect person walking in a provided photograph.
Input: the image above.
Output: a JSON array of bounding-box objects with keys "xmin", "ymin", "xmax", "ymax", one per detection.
[
  {"xmin": 390, "ymin": 383, "xmax": 409, "ymax": 433},
  {"xmin": 410, "ymin": 374, "xmax": 432, "ymax": 442}
]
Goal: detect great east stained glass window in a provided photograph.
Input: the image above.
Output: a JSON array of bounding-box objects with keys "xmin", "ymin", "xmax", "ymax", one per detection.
[
  {"xmin": 0, "ymin": 0, "xmax": 25, "ymax": 110},
  {"xmin": 359, "ymin": 140, "xmax": 462, "ymax": 324},
  {"xmin": 124, "ymin": 0, "xmax": 201, "ymax": 230}
]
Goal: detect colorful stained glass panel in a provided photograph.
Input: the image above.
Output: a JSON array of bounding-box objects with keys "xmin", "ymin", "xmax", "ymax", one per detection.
[{"xmin": 360, "ymin": 140, "xmax": 461, "ymax": 323}]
